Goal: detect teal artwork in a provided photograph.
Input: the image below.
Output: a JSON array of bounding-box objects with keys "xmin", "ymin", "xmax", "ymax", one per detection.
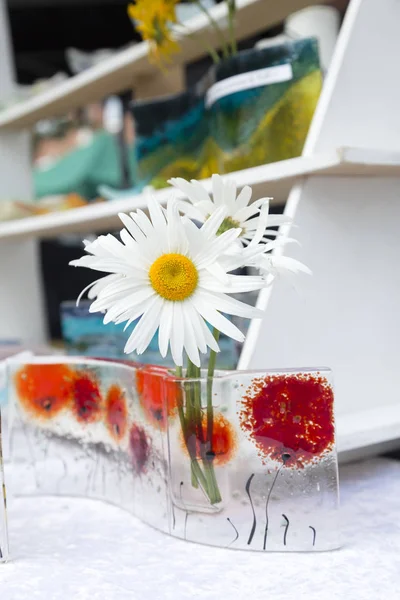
[
  {"xmin": 61, "ymin": 301, "xmax": 237, "ymax": 370},
  {"xmin": 131, "ymin": 92, "xmax": 212, "ymax": 191}
]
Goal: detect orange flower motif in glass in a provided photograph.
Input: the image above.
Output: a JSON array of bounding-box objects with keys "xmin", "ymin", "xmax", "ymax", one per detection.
[
  {"xmin": 105, "ymin": 384, "xmax": 128, "ymax": 441},
  {"xmin": 136, "ymin": 366, "xmax": 177, "ymax": 429},
  {"xmin": 183, "ymin": 412, "xmax": 237, "ymax": 467},
  {"xmin": 14, "ymin": 364, "xmax": 74, "ymax": 419}
]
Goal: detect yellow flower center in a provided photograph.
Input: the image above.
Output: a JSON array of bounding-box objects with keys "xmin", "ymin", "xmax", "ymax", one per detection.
[{"xmin": 149, "ymin": 253, "xmax": 198, "ymax": 301}]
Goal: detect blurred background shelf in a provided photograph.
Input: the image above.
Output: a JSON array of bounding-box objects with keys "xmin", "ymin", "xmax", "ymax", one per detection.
[
  {"xmin": 0, "ymin": 146, "xmax": 399, "ymax": 240},
  {"xmin": 0, "ymin": 0, "xmax": 331, "ymax": 129}
]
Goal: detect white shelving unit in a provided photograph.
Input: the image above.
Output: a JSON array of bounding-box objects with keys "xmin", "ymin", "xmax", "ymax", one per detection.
[
  {"xmin": 0, "ymin": 0, "xmax": 399, "ymax": 457},
  {"xmin": 2, "ymin": 146, "xmax": 400, "ymax": 241}
]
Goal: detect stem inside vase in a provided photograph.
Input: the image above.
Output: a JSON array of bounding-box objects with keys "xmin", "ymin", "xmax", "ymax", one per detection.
[{"xmin": 174, "ymin": 331, "xmax": 222, "ymax": 505}]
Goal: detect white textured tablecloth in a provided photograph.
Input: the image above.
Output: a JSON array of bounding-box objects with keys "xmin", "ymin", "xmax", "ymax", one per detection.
[{"xmin": 0, "ymin": 457, "xmax": 399, "ymax": 600}]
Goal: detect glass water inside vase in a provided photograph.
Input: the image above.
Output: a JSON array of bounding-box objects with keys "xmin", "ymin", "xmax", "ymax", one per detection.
[{"xmin": 6, "ymin": 358, "xmax": 340, "ymax": 552}]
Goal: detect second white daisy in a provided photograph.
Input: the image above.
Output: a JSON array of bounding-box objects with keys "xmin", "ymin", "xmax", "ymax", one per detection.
[{"xmin": 169, "ymin": 173, "xmax": 289, "ymax": 247}]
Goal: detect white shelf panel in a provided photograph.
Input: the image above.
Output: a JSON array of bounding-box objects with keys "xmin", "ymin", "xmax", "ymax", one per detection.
[
  {"xmin": 0, "ymin": 147, "xmax": 400, "ymax": 242},
  {"xmin": 0, "ymin": 0, "xmax": 329, "ymax": 130}
]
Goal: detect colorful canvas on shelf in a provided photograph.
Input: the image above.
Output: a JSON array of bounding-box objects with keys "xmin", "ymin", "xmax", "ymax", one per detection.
[
  {"xmin": 130, "ymin": 39, "xmax": 321, "ymax": 191},
  {"xmin": 208, "ymin": 38, "xmax": 322, "ymax": 173}
]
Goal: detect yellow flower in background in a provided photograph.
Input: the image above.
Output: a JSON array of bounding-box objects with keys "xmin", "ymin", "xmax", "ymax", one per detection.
[{"xmin": 128, "ymin": 0, "xmax": 181, "ymax": 64}]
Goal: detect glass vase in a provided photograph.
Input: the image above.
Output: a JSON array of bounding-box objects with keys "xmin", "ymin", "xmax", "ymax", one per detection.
[{"xmin": 6, "ymin": 357, "xmax": 340, "ymax": 552}]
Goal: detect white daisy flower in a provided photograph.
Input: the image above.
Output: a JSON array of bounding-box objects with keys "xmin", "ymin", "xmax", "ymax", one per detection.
[
  {"xmin": 168, "ymin": 173, "xmax": 290, "ymax": 247},
  {"xmin": 169, "ymin": 174, "xmax": 311, "ymax": 279},
  {"xmin": 70, "ymin": 197, "xmax": 267, "ymax": 368}
]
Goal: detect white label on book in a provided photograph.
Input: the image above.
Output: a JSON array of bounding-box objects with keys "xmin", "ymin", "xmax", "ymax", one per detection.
[{"xmin": 206, "ymin": 63, "xmax": 293, "ymax": 108}]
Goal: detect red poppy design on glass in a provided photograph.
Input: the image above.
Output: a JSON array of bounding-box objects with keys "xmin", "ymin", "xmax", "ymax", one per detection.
[
  {"xmin": 129, "ymin": 423, "xmax": 151, "ymax": 475},
  {"xmin": 14, "ymin": 364, "xmax": 74, "ymax": 419},
  {"xmin": 240, "ymin": 373, "xmax": 335, "ymax": 468},
  {"xmin": 106, "ymin": 384, "xmax": 128, "ymax": 441},
  {"xmin": 72, "ymin": 371, "xmax": 103, "ymax": 423}
]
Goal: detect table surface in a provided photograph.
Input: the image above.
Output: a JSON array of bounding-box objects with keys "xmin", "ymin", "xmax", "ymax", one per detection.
[{"xmin": 0, "ymin": 457, "xmax": 399, "ymax": 600}]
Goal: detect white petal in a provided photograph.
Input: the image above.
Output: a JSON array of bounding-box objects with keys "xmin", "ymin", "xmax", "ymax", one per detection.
[
  {"xmin": 234, "ymin": 186, "xmax": 252, "ymax": 211},
  {"xmin": 184, "ymin": 301, "xmax": 208, "ymax": 354},
  {"xmin": 177, "ymin": 200, "xmax": 206, "ymax": 222},
  {"xmin": 199, "ymin": 289, "xmax": 264, "ymax": 319},
  {"xmin": 116, "ymin": 296, "xmax": 159, "ymax": 327},
  {"xmin": 200, "ymin": 205, "xmax": 227, "ymax": 239},
  {"xmin": 182, "ymin": 218, "xmax": 206, "ymax": 258},
  {"xmin": 167, "ymin": 199, "xmax": 189, "ymax": 255},
  {"xmin": 124, "ymin": 296, "xmax": 161, "ymax": 354},
  {"xmin": 261, "ymin": 255, "xmax": 312, "ymax": 276},
  {"xmin": 200, "ymin": 273, "xmax": 267, "ymax": 293},
  {"xmin": 132, "ymin": 209, "xmax": 154, "ymax": 237},
  {"xmin": 235, "ymin": 197, "xmax": 273, "ymax": 223},
  {"xmin": 248, "ymin": 201, "xmax": 270, "ymax": 248},
  {"xmin": 189, "ymin": 180, "xmax": 214, "ymax": 204},
  {"xmin": 225, "ymin": 180, "xmax": 238, "ymax": 211},
  {"xmin": 76, "ymin": 279, "xmax": 101, "ymax": 305},
  {"xmin": 199, "ymin": 317, "xmax": 220, "ymax": 353},
  {"xmin": 118, "ymin": 213, "xmax": 147, "ymax": 244},
  {"xmin": 183, "ymin": 309, "xmax": 201, "ymax": 367},
  {"xmin": 136, "ymin": 299, "xmax": 163, "ymax": 354},
  {"xmin": 170, "ymin": 302, "xmax": 184, "ymax": 366},
  {"xmin": 192, "ymin": 296, "xmax": 245, "ymax": 342},
  {"xmin": 169, "ymin": 178, "xmax": 211, "ymax": 205},
  {"xmin": 99, "ymin": 287, "xmax": 155, "ymax": 323},
  {"xmin": 195, "ymin": 228, "xmax": 241, "ymax": 268},
  {"xmin": 212, "ymin": 174, "xmax": 224, "ymax": 207},
  {"xmin": 266, "ymin": 215, "xmax": 293, "ymax": 227},
  {"xmin": 158, "ymin": 302, "xmax": 173, "ymax": 357},
  {"xmin": 148, "ymin": 195, "xmax": 166, "ymax": 231},
  {"xmin": 88, "ymin": 274, "xmax": 122, "ymax": 300},
  {"xmin": 195, "ymin": 199, "xmax": 216, "ymax": 215},
  {"xmin": 205, "ymin": 261, "xmax": 230, "ymax": 284}
]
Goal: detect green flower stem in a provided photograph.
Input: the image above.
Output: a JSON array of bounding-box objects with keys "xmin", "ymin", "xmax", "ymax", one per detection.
[
  {"xmin": 192, "ymin": 0, "xmax": 230, "ymax": 59},
  {"xmin": 176, "ymin": 365, "xmax": 197, "ymax": 487},
  {"xmin": 189, "ymin": 361, "xmax": 204, "ymax": 444},
  {"xmin": 207, "ymin": 328, "xmax": 220, "ymax": 452},
  {"xmin": 190, "ymin": 458, "xmax": 209, "ymax": 491},
  {"xmin": 227, "ymin": 0, "xmax": 237, "ymax": 55},
  {"xmin": 188, "ymin": 360, "xmax": 206, "ymax": 489},
  {"xmin": 176, "ymin": 353, "xmax": 222, "ymax": 505}
]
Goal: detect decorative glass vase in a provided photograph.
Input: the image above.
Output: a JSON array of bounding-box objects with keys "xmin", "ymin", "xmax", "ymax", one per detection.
[
  {"xmin": 6, "ymin": 357, "xmax": 340, "ymax": 552},
  {"xmin": 207, "ymin": 38, "xmax": 323, "ymax": 174}
]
